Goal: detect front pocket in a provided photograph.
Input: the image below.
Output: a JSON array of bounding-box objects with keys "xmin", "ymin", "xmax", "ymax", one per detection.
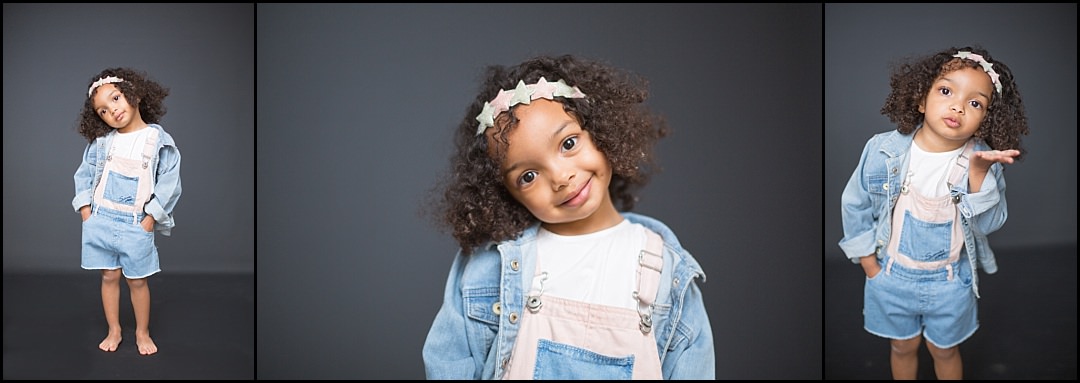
[
  {"xmin": 463, "ymin": 286, "xmax": 500, "ymax": 353},
  {"xmin": 897, "ymin": 210, "xmax": 952, "ymax": 262},
  {"xmin": 103, "ymin": 171, "xmax": 139, "ymax": 205},
  {"xmin": 533, "ymin": 339, "xmax": 634, "ymax": 380}
]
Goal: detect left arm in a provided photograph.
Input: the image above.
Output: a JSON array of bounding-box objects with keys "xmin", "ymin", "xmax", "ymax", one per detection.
[
  {"xmin": 143, "ymin": 144, "xmax": 182, "ymax": 235},
  {"xmin": 962, "ymin": 149, "xmax": 1018, "ymax": 235},
  {"xmin": 662, "ymin": 278, "xmax": 715, "ymax": 380}
]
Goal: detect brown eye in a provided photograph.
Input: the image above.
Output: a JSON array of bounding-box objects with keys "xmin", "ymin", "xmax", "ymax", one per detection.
[
  {"xmin": 519, "ymin": 170, "xmax": 537, "ymax": 186},
  {"xmin": 562, "ymin": 136, "xmax": 577, "ymax": 151}
]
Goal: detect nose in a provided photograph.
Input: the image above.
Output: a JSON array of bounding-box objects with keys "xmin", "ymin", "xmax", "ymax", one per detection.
[
  {"xmin": 553, "ymin": 171, "xmax": 574, "ymax": 192},
  {"xmin": 950, "ymin": 104, "xmax": 963, "ymax": 114}
]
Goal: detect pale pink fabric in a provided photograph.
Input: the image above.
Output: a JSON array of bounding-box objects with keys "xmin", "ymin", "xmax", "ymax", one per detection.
[
  {"xmin": 92, "ymin": 128, "xmax": 159, "ymax": 223},
  {"xmin": 885, "ymin": 140, "xmax": 973, "ymax": 278},
  {"xmin": 504, "ymin": 229, "xmax": 664, "ymax": 380}
]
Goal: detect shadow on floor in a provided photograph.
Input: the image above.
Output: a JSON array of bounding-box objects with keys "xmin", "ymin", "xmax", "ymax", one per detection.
[{"xmin": 3, "ymin": 272, "xmax": 254, "ymax": 380}]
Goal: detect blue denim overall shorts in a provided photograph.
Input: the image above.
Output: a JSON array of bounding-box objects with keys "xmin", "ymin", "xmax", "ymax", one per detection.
[
  {"xmin": 864, "ymin": 140, "xmax": 978, "ymax": 349},
  {"xmin": 503, "ymin": 229, "xmax": 665, "ymax": 380},
  {"xmin": 81, "ymin": 128, "xmax": 161, "ymax": 279}
]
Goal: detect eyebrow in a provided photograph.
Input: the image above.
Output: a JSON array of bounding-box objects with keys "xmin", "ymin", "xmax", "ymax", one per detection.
[{"xmin": 501, "ymin": 120, "xmax": 575, "ymax": 178}]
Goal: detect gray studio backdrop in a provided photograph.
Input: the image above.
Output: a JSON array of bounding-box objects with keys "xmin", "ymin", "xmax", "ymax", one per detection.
[
  {"xmin": 257, "ymin": 4, "xmax": 822, "ymax": 380},
  {"xmin": 824, "ymin": 3, "xmax": 1077, "ymax": 260},
  {"xmin": 3, "ymin": 3, "xmax": 255, "ymax": 274}
]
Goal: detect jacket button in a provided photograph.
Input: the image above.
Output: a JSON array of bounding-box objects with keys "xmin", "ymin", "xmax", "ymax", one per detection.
[
  {"xmin": 891, "ymin": 167, "xmax": 897, "ymax": 174},
  {"xmin": 509, "ymin": 312, "xmax": 519, "ymax": 324},
  {"xmin": 673, "ymin": 277, "xmax": 680, "ymax": 287},
  {"xmin": 882, "ymin": 183, "xmax": 889, "ymax": 190},
  {"xmin": 510, "ymin": 260, "xmax": 519, "ymax": 271},
  {"xmin": 492, "ymin": 301, "xmax": 502, "ymax": 315}
]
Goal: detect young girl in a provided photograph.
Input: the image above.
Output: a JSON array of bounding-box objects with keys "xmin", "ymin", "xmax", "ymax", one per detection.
[
  {"xmin": 72, "ymin": 67, "xmax": 182, "ymax": 355},
  {"xmin": 839, "ymin": 46, "xmax": 1029, "ymax": 379},
  {"xmin": 422, "ymin": 54, "xmax": 715, "ymax": 379}
]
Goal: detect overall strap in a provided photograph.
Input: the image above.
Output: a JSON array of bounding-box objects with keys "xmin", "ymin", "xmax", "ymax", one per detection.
[
  {"xmin": 635, "ymin": 229, "xmax": 664, "ymax": 334},
  {"xmin": 946, "ymin": 139, "xmax": 977, "ymax": 196}
]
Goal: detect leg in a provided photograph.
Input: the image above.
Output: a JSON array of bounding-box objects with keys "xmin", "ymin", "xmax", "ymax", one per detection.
[
  {"xmin": 889, "ymin": 335, "xmax": 922, "ymax": 380},
  {"xmin": 99, "ymin": 269, "xmax": 123, "ymax": 351},
  {"xmin": 926, "ymin": 341, "xmax": 962, "ymax": 380},
  {"xmin": 126, "ymin": 276, "xmax": 157, "ymax": 355}
]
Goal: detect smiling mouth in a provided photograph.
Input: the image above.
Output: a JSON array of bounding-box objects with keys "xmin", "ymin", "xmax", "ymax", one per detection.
[{"xmin": 560, "ymin": 176, "xmax": 592, "ymax": 207}]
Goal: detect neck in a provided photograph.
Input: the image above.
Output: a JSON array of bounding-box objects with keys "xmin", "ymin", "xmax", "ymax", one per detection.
[
  {"xmin": 541, "ymin": 199, "xmax": 623, "ymax": 236},
  {"xmin": 117, "ymin": 120, "xmax": 150, "ymax": 134},
  {"xmin": 914, "ymin": 128, "xmax": 965, "ymax": 153}
]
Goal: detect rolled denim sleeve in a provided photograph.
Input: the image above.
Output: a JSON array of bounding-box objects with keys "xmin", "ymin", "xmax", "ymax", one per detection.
[
  {"xmin": 144, "ymin": 143, "xmax": 182, "ymax": 236},
  {"xmin": 72, "ymin": 141, "xmax": 99, "ymax": 212},
  {"xmin": 423, "ymin": 252, "xmax": 481, "ymax": 379},
  {"xmin": 838, "ymin": 138, "xmax": 879, "ymax": 262},
  {"xmin": 958, "ymin": 161, "xmax": 1008, "ymax": 236}
]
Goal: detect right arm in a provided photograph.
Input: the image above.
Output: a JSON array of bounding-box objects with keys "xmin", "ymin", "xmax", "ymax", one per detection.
[
  {"xmin": 72, "ymin": 141, "xmax": 99, "ymax": 218},
  {"xmin": 838, "ymin": 137, "xmax": 881, "ymax": 267},
  {"xmin": 422, "ymin": 252, "xmax": 483, "ymax": 379}
]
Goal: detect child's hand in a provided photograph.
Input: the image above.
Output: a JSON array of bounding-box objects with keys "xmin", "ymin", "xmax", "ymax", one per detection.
[
  {"xmin": 80, "ymin": 206, "xmax": 91, "ymax": 222},
  {"xmin": 968, "ymin": 149, "xmax": 1020, "ymax": 193},
  {"xmin": 141, "ymin": 215, "xmax": 156, "ymax": 232},
  {"xmin": 971, "ymin": 149, "xmax": 1020, "ymax": 171},
  {"xmin": 860, "ymin": 254, "xmax": 882, "ymax": 279}
]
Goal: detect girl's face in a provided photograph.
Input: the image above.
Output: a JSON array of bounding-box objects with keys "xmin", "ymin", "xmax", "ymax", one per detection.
[
  {"xmin": 91, "ymin": 83, "xmax": 145, "ymax": 133},
  {"xmin": 916, "ymin": 66, "xmax": 994, "ymax": 152},
  {"xmin": 489, "ymin": 98, "xmax": 622, "ymax": 235}
]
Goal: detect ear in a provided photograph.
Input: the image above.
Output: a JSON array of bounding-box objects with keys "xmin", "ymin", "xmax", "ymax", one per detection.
[{"xmin": 917, "ymin": 98, "xmax": 925, "ymax": 114}]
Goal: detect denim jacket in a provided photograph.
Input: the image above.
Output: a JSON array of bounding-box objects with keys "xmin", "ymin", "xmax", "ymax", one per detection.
[
  {"xmin": 423, "ymin": 212, "xmax": 715, "ymax": 379},
  {"xmin": 72, "ymin": 123, "xmax": 182, "ymax": 236},
  {"xmin": 839, "ymin": 128, "xmax": 1008, "ymax": 297}
]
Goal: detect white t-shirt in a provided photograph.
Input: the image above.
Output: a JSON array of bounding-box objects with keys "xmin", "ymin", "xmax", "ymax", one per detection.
[
  {"xmin": 111, "ymin": 127, "xmax": 152, "ymax": 160},
  {"xmin": 532, "ymin": 219, "xmax": 647, "ymax": 310},
  {"xmin": 909, "ymin": 141, "xmax": 965, "ymax": 198}
]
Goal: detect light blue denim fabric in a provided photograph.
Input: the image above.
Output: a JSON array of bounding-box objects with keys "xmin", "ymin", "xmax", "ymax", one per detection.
[
  {"xmin": 863, "ymin": 252, "xmax": 977, "ymax": 349},
  {"xmin": 81, "ymin": 206, "xmax": 160, "ymax": 279},
  {"xmin": 422, "ymin": 212, "xmax": 715, "ymax": 379},
  {"xmin": 72, "ymin": 124, "xmax": 182, "ymax": 236},
  {"xmin": 839, "ymin": 127, "xmax": 1009, "ymax": 298}
]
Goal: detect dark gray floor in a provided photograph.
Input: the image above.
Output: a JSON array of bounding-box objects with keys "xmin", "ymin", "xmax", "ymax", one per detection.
[
  {"xmin": 3, "ymin": 272, "xmax": 254, "ymax": 380},
  {"xmin": 824, "ymin": 243, "xmax": 1078, "ymax": 380}
]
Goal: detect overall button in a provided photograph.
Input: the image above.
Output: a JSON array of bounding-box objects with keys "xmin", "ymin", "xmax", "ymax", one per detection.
[
  {"xmin": 510, "ymin": 260, "xmax": 519, "ymax": 271},
  {"xmin": 492, "ymin": 301, "xmax": 502, "ymax": 315},
  {"xmin": 508, "ymin": 312, "xmax": 519, "ymax": 324}
]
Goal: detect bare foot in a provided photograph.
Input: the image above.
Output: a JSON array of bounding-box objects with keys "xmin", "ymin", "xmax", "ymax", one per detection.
[
  {"xmin": 136, "ymin": 332, "xmax": 158, "ymax": 355},
  {"xmin": 99, "ymin": 331, "xmax": 122, "ymax": 352}
]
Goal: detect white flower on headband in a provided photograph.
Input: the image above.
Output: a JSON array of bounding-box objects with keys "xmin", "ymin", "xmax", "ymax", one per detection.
[
  {"xmin": 953, "ymin": 51, "xmax": 1002, "ymax": 94},
  {"xmin": 475, "ymin": 77, "xmax": 587, "ymax": 136},
  {"xmin": 88, "ymin": 76, "xmax": 124, "ymax": 99}
]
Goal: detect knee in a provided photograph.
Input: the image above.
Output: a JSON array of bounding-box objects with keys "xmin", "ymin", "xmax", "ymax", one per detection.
[
  {"xmin": 126, "ymin": 277, "xmax": 147, "ymax": 289},
  {"xmin": 101, "ymin": 269, "xmax": 122, "ymax": 284},
  {"xmin": 890, "ymin": 336, "xmax": 922, "ymax": 356},
  {"xmin": 926, "ymin": 343, "xmax": 959, "ymax": 360}
]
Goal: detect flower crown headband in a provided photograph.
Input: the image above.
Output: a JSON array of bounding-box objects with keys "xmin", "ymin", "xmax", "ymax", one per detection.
[
  {"xmin": 475, "ymin": 77, "xmax": 586, "ymax": 136},
  {"xmin": 953, "ymin": 51, "xmax": 1002, "ymax": 94},
  {"xmin": 88, "ymin": 76, "xmax": 124, "ymax": 99}
]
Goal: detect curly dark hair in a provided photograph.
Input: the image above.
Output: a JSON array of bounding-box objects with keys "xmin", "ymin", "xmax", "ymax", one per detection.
[
  {"xmin": 881, "ymin": 46, "xmax": 1029, "ymax": 159},
  {"xmin": 428, "ymin": 54, "xmax": 669, "ymax": 254},
  {"xmin": 77, "ymin": 67, "xmax": 169, "ymax": 142}
]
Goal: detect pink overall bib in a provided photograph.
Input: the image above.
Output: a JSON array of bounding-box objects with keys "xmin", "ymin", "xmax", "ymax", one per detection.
[
  {"xmin": 884, "ymin": 140, "xmax": 974, "ymax": 279},
  {"xmin": 93, "ymin": 128, "xmax": 159, "ymax": 222},
  {"xmin": 503, "ymin": 229, "xmax": 665, "ymax": 380}
]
